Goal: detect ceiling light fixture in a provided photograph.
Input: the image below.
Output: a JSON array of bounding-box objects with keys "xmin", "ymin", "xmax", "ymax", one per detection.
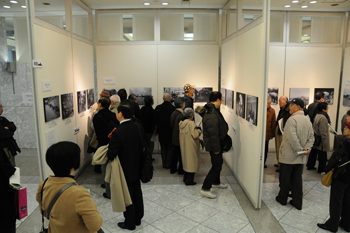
[
  {"xmin": 10, "ymin": 0, "xmax": 18, "ymax": 3},
  {"xmin": 301, "ymin": 5, "xmax": 308, "ymax": 8},
  {"xmin": 284, "ymin": 5, "xmax": 291, "ymax": 7},
  {"xmin": 292, "ymin": 0, "xmax": 299, "ymax": 2},
  {"xmin": 162, "ymin": 2, "xmax": 169, "ymax": 5},
  {"xmin": 310, "ymin": 1, "xmax": 317, "ymax": 3},
  {"xmin": 3, "ymin": 5, "xmax": 11, "ymax": 8},
  {"xmin": 21, "ymin": 5, "xmax": 26, "ymax": 8},
  {"xmin": 43, "ymin": 2, "xmax": 51, "ymax": 5},
  {"xmin": 144, "ymin": 2, "xmax": 150, "ymax": 5}
]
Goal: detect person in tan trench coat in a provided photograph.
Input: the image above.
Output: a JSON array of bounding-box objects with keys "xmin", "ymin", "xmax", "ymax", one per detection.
[{"xmin": 179, "ymin": 108, "xmax": 202, "ymax": 185}]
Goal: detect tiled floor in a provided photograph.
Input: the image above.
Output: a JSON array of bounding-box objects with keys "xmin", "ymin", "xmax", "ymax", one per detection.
[{"xmin": 14, "ymin": 150, "xmax": 341, "ymax": 233}]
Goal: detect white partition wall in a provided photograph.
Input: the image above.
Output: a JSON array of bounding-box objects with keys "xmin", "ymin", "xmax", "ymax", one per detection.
[{"xmin": 339, "ymin": 47, "xmax": 350, "ymax": 128}]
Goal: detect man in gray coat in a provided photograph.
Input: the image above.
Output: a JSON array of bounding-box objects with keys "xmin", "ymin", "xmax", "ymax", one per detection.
[{"xmin": 276, "ymin": 98, "xmax": 314, "ymax": 210}]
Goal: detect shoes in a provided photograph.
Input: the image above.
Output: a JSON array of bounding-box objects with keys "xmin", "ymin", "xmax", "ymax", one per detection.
[
  {"xmin": 275, "ymin": 196, "xmax": 286, "ymax": 206},
  {"xmin": 117, "ymin": 222, "xmax": 135, "ymax": 231},
  {"xmin": 274, "ymin": 164, "xmax": 279, "ymax": 167},
  {"xmin": 289, "ymin": 200, "xmax": 301, "ymax": 210},
  {"xmin": 212, "ymin": 183, "xmax": 228, "ymax": 189},
  {"xmin": 178, "ymin": 170, "xmax": 184, "ymax": 175},
  {"xmin": 103, "ymin": 193, "xmax": 110, "ymax": 199},
  {"xmin": 170, "ymin": 170, "xmax": 177, "ymax": 174},
  {"xmin": 136, "ymin": 220, "xmax": 141, "ymax": 226},
  {"xmin": 185, "ymin": 181, "xmax": 196, "ymax": 186},
  {"xmin": 317, "ymin": 223, "xmax": 336, "ymax": 233},
  {"xmin": 101, "ymin": 183, "xmax": 105, "ymax": 189},
  {"xmin": 200, "ymin": 190, "xmax": 217, "ymax": 199},
  {"xmin": 307, "ymin": 167, "xmax": 316, "ymax": 170},
  {"xmin": 339, "ymin": 223, "xmax": 350, "ymax": 232},
  {"xmin": 276, "ymin": 169, "xmax": 279, "ymax": 172},
  {"xmin": 264, "ymin": 165, "xmax": 267, "ymax": 168},
  {"xmin": 288, "ymin": 193, "xmax": 292, "ymax": 197}
]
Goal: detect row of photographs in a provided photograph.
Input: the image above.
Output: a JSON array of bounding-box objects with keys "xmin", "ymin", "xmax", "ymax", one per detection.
[
  {"xmin": 221, "ymin": 88, "xmax": 258, "ymax": 126},
  {"xmin": 43, "ymin": 89, "xmax": 94, "ymax": 123}
]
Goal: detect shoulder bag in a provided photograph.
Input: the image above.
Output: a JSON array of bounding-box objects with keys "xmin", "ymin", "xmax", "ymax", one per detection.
[
  {"xmin": 321, "ymin": 160, "xmax": 350, "ymax": 187},
  {"xmin": 221, "ymin": 134, "xmax": 232, "ymax": 152}
]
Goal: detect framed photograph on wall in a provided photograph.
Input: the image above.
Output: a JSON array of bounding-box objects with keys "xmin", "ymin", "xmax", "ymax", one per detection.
[
  {"xmin": 246, "ymin": 95, "xmax": 258, "ymax": 126},
  {"xmin": 130, "ymin": 87, "xmax": 152, "ymax": 105},
  {"xmin": 289, "ymin": 88, "xmax": 310, "ymax": 105},
  {"xmin": 315, "ymin": 88, "xmax": 334, "ymax": 105},
  {"xmin": 164, "ymin": 87, "xmax": 185, "ymax": 100},
  {"xmin": 87, "ymin": 89, "xmax": 95, "ymax": 109},
  {"xmin": 226, "ymin": 89, "xmax": 233, "ymax": 109},
  {"xmin": 61, "ymin": 93, "xmax": 74, "ymax": 120},
  {"xmin": 343, "ymin": 89, "xmax": 350, "ymax": 106},
  {"xmin": 77, "ymin": 90, "xmax": 87, "ymax": 113},
  {"xmin": 194, "ymin": 87, "xmax": 213, "ymax": 102},
  {"xmin": 221, "ymin": 88, "xmax": 226, "ymax": 106},
  {"xmin": 43, "ymin": 95, "xmax": 60, "ymax": 122},
  {"xmin": 268, "ymin": 88, "xmax": 278, "ymax": 105},
  {"xmin": 236, "ymin": 92, "xmax": 246, "ymax": 118},
  {"xmin": 103, "ymin": 88, "xmax": 123, "ymax": 97}
]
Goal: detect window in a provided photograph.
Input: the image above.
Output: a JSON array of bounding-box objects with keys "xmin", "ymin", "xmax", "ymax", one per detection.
[
  {"xmin": 270, "ymin": 14, "xmax": 284, "ymax": 42},
  {"xmin": 72, "ymin": 0, "xmax": 90, "ymax": 39},
  {"xmin": 35, "ymin": 0, "xmax": 67, "ymax": 30}
]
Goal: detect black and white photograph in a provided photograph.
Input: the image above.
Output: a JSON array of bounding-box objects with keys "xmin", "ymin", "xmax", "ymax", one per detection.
[
  {"xmin": 61, "ymin": 93, "xmax": 74, "ymax": 120},
  {"xmin": 77, "ymin": 90, "xmax": 87, "ymax": 113},
  {"xmin": 194, "ymin": 87, "xmax": 212, "ymax": 102},
  {"xmin": 246, "ymin": 95, "xmax": 258, "ymax": 126},
  {"xmin": 221, "ymin": 88, "xmax": 226, "ymax": 106},
  {"xmin": 130, "ymin": 87, "xmax": 152, "ymax": 105},
  {"xmin": 103, "ymin": 88, "xmax": 123, "ymax": 97},
  {"xmin": 43, "ymin": 95, "xmax": 60, "ymax": 122},
  {"xmin": 164, "ymin": 87, "xmax": 185, "ymax": 100},
  {"xmin": 268, "ymin": 88, "xmax": 278, "ymax": 105},
  {"xmin": 289, "ymin": 88, "xmax": 310, "ymax": 105},
  {"xmin": 87, "ymin": 89, "xmax": 95, "ymax": 109},
  {"xmin": 236, "ymin": 92, "xmax": 246, "ymax": 118},
  {"xmin": 315, "ymin": 88, "xmax": 334, "ymax": 105},
  {"xmin": 226, "ymin": 89, "xmax": 233, "ymax": 109},
  {"xmin": 343, "ymin": 89, "xmax": 350, "ymax": 106}
]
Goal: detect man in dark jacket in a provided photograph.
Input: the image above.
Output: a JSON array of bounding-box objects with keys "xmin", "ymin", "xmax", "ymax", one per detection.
[
  {"xmin": 197, "ymin": 91, "xmax": 229, "ymax": 199},
  {"xmin": 107, "ymin": 104, "xmax": 144, "ymax": 231},
  {"xmin": 170, "ymin": 97, "xmax": 185, "ymax": 174},
  {"xmin": 154, "ymin": 93, "xmax": 175, "ymax": 169},
  {"xmin": 0, "ymin": 104, "xmax": 20, "ymax": 167},
  {"xmin": 118, "ymin": 89, "xmax": 142, "ymax": 121},
  {"xmin": 307, "ymin": 92, "xmax": 324, "ymax": 123},
  {"xmin": 275, "ymin": 96, "xmax": 291, "ymax": 172},
  {"xmin": 184, "ymin": 83, "xmax": 195, "ymax": 109},
  {"xmin": 93, "ymin": 98, "xmax": 119, "ymax": 199}
]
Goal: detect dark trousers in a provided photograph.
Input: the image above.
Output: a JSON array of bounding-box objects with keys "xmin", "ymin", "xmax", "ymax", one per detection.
[
  {"xmin": 145, "ymin": 133, "xmax": 154, "ymax": 158},
  {"xmin": 124, "ymin": 179, "xmax": 144, "ymax": 227},
  {"xmin": 160, "ymin": 141, "xmax": 172, "ymax": 168},
  {"xmin": 324, "ymin": 179, "xmax": 350, "ymax": 232},
  {"xmin": 170, "ymin": 145, "xmax": 184, "ymax": 173},
  {"xmin": 306, "ymin": 148, "xmax": 327, "ymax": 173},
  {"xmin": 184, "ymin": 172, "xmax": 195, "ymax": 183},
  {"xmin": 202, "ymin": 151, "xmax": 223, "ymax": 190},
  {"xmin": 1, "ymin": 227, "xmax": 15, "ymax": 233},
  {"xmin": 264, "ymin": 141, "xmax": 269, "ymax": 165},
  {"xmin": 277, "ymin": 163, "xmax": 303, "ymax": 209}
]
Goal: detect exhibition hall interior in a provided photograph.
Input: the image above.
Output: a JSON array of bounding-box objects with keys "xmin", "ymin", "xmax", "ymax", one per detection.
[{"xmin": 1, "ymin": 0, "xmax": 350, "ymax": 232}]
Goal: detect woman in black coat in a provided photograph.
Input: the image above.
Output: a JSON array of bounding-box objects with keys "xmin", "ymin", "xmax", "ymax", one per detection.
[
  {"xmin": 0, "ymin": 151, "xmax": 16, "ymax": 233},
  {"xmin": 317, "ymin": 122, "xmax": 350, "ymax": 233}
]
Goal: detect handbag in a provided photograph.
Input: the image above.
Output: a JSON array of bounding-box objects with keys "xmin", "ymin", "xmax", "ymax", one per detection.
[
  {"xmin": 89, "ymin": 133, "xmax": 99, "ymax": 148},
  {"xmin": 10, "ymin": 184, "xmax": 28, "ymax": 220},
  {"xmin": 221, "ymin": 134, "xmax": 232, "ymax": 152},
  {"xmin": 321, "ymin": 160, "xmax": 350, "ymax": 187},
  {"xmin": 313, "ymin": 132, "xmax": 322, "ymax": 147}
]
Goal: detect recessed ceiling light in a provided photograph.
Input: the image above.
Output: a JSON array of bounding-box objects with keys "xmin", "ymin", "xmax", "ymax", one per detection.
[
  {"xmin": 144, "ymin": 2, "xmax": 150, "ymax": 5},
  {"xmin": 284, "ymin": 5, "xmax": 291, "ymax": 7},
  {"xmin": 43, "ymin": 2, "xmax": 51, "ymax": 5},
  {"xmin": 21, "ymin": 5, "xmax": 26, "ymax": 8},
  {"xmin": 301, "ymin": 5, "xmax": 308, "ymax": 8},
  {"xmin": 162, "ymin": 2, "xmax": 169, "ymax": 5},
  {"xmin": 3, "ymin": 5, "xmax": 11, "ymax": 8},
  {"xmin": 10, "ymin": 0, "xmax": 18, "ymax": 3},
  {"xmin": 331, "ymin": 3, "xmax": 339, "ymax": 6},
  {"xmin": 310, "ymin": 1, "xmax": 317, "ymax": 3},
  {"xmin": 292, "ymin": 0, "xmax": 299, "ymax": 2}
]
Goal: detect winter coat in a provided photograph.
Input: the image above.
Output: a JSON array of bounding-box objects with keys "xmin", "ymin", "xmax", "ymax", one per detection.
[
  {"xmin": 279, "ymin": 110, "xmax": 314, "ymax": 164},
  {"xmin": 154, "ymin": 101, "xmax": 176, "ymax": 143},
  {"xmin": 312, "ymin": 113, "xmax": 330, "ymax": 152},
  {"xmin": 276, "ymin": 104, "xmax": 291, "ymax": 135},
  {"xmin": 179, "ymin": 119, "xmax": 201, "ymax": 173},
  {"xmin": 170, "ymin": 109, "xmax": 183, "ymax": 146},
  {"xmin": 307, "ymin": 101, "xmax": 319, "ymax": 123},
  {"xmin": 196, "ymin": 103, "xmax": 228, "ymax": 152},
  {"xmin": 0, "ymin": 116, "xmax": 21, "ymax": 156},
  {"xmin": 266, "ymin": 107, "xmax": 276, "ymax": 141},
  {"xmin": 92, "ymin": 108, "xmax": 119, "ymax": 148},
  {"xmin": 141, "ymin": 105, "xmax": 155, "ymax": 134},
  {"xmin": 184, "ymin": 94, "xmax": 194, "ymax": 109}
]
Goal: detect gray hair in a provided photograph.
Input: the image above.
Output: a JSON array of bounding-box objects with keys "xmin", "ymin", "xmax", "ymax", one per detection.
[
  {"xmin": 110, "ymin": 95, "xmax": 120, "ymax": 103},
  {"xmin": 163, "ymin": 93, "xmax": 172, "ymax": 101},
  {"xmin": 183, "ymin": 108, "xmax": 194, "ymax": 119},
  {"xmin": 174, "ymin": 97, "xmax": 185, "ymax": 108}
]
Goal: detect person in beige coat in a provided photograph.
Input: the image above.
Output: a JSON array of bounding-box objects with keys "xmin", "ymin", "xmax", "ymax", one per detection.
[
  {"xmin": 36, "ymin": 142, "xmax": 103, "ymax": 233},
  {"xmin": 179, "ymin": 108, "xmax": 202, "ymax": 185},
  {"xmin": 306, "ymin": 102, "xmax": 330, "ymax": 173}
]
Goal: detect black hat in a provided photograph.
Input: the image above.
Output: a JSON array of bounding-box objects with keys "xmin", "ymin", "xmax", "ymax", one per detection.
[{"xmin": 287, "ymin": 98, "xmax": 304, "ymax": 109}]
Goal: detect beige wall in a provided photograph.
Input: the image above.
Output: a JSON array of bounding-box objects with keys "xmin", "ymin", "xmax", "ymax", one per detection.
[{"xmin": 339, "ymin": 47, "xmax": 350, "ymax": 129}]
